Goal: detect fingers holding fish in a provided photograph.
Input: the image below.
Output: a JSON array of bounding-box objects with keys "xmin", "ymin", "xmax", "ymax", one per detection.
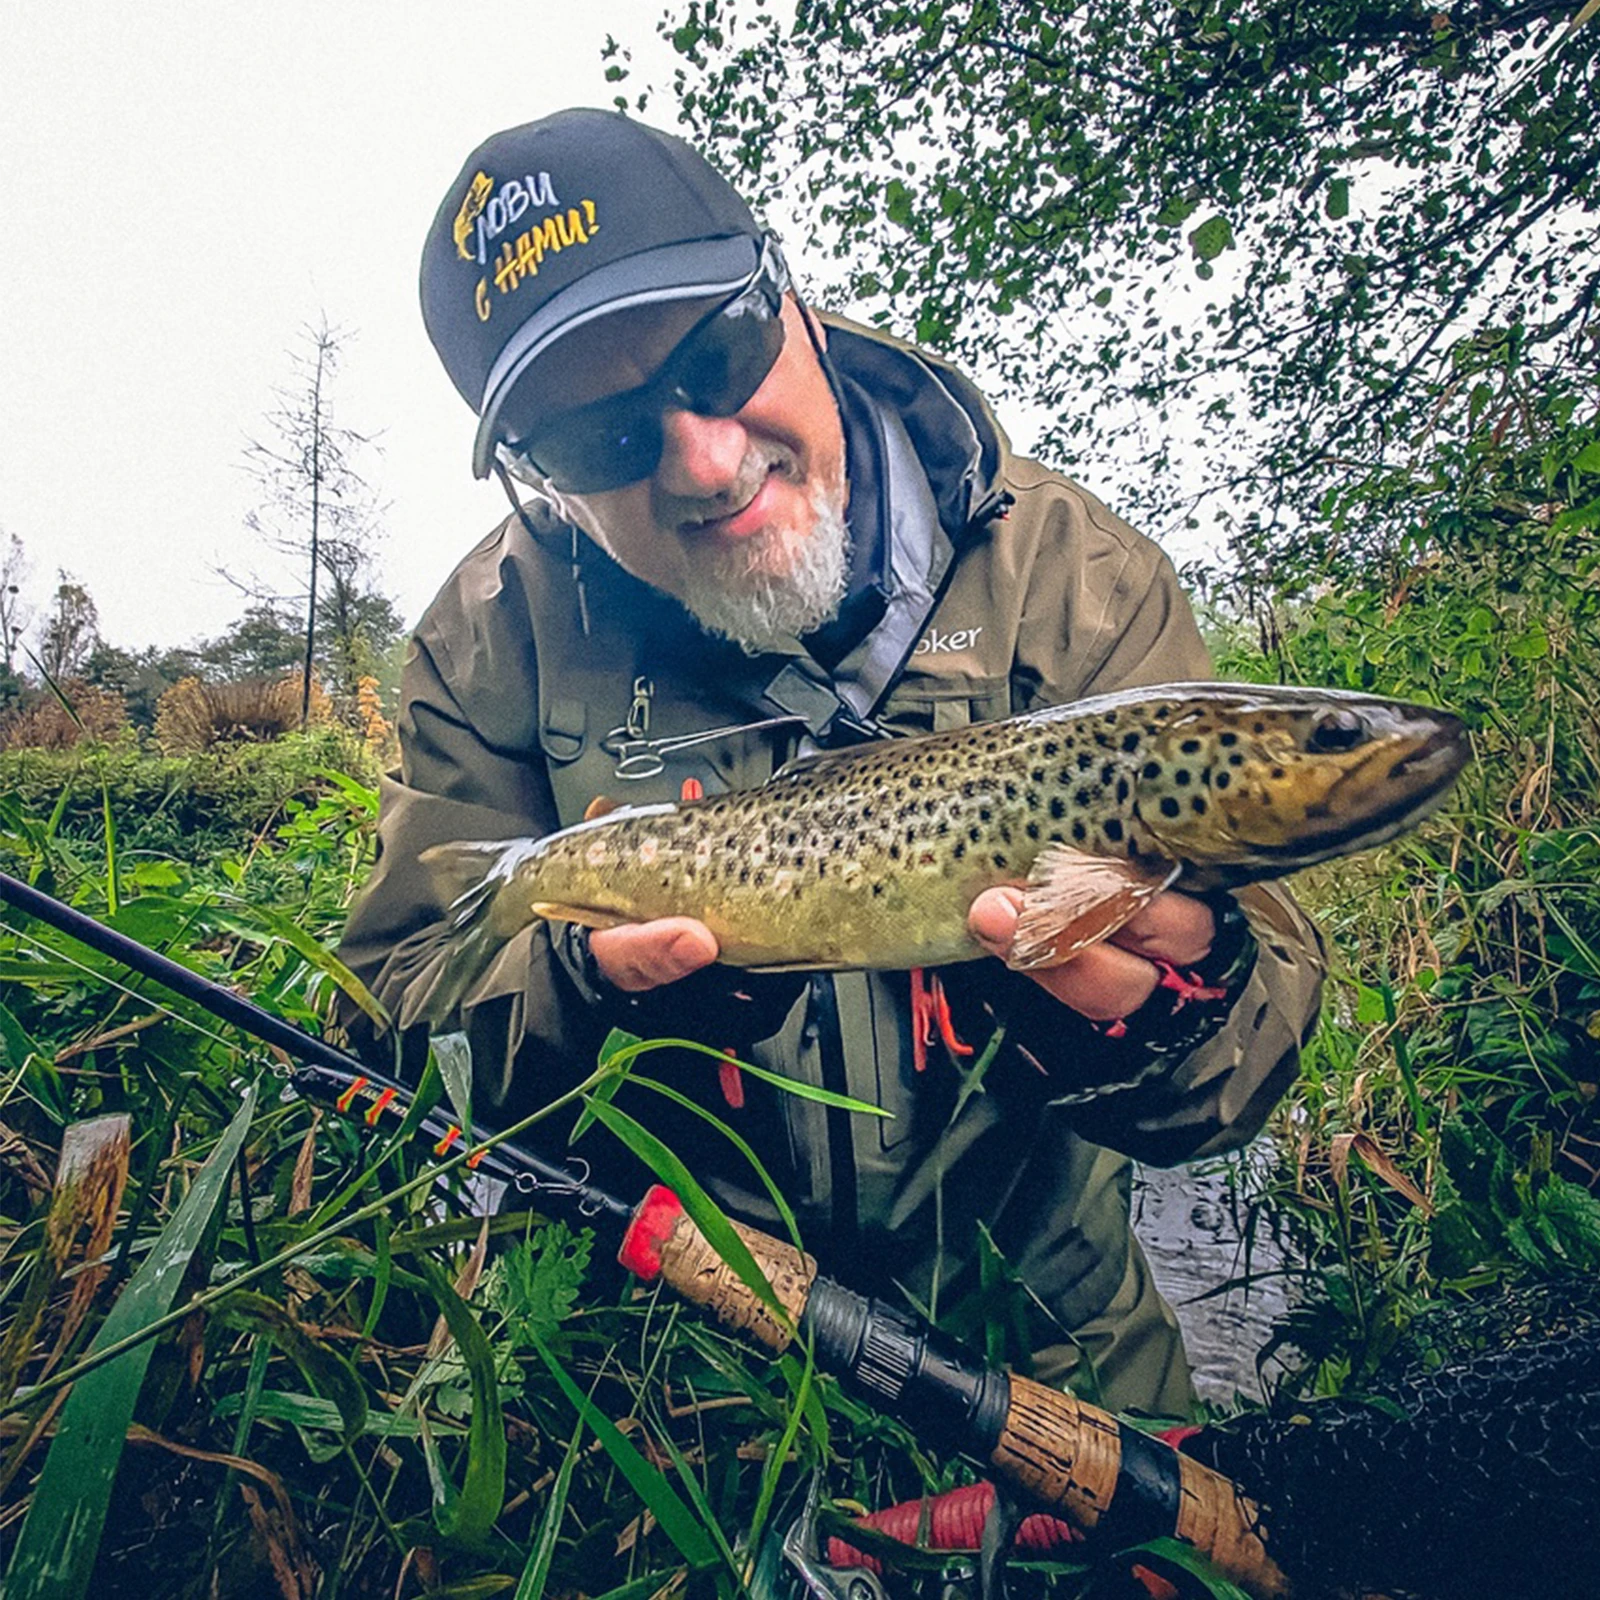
[
  {"xmin": 1106, "ymin": 892, "xmax": 1217, "ymax": 969},
  {"xmin": 589, "ymin": 917, "xmax": 720, "ymax": 992},
  {"xmin": 969, "ymin": 884, "xmax": 1172, "ymax": 1021}
]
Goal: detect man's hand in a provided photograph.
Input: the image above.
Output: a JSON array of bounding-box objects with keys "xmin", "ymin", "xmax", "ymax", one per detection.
[
  {"xmin": 589, "ymin": 918, "xmax": 719, "ymax": 992},
  {"xmin": 968, "ymin": 887, "xmax": 1216, "ymax": 1022}
]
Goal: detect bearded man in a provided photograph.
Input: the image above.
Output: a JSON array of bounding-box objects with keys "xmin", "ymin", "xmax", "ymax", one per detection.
[{"xmin": 338, "ymin": 110, "xmax": 1324, "ymax": 1415}]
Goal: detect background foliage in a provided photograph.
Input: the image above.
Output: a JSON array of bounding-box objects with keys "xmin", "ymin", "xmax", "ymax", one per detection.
[{"xmin": 625, "ymin": 0, "xmax": 1599, "ymax": 582}]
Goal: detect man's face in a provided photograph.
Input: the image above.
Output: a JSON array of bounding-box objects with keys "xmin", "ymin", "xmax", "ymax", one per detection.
[{"xmin": 513, "ymin": 293, "xmax": 849, "ymax": 653}]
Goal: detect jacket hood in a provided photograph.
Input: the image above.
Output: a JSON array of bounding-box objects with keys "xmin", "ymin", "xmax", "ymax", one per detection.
[{"xmin": 819, "ymin": 311, "xmax": 1013, "ymax": 535}]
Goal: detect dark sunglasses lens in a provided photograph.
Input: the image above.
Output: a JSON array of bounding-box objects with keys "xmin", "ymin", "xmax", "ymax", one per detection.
[
  {"xmin": 671, "ymin": 299, "xmax": 785, "ymax": 418},
  {"xmin": 518, "ymin": 285, "xmax": 785, "ymax": 494},
  {"xmin": 527, "ymin": 407, "xmax": 662, "ymax": 495}
]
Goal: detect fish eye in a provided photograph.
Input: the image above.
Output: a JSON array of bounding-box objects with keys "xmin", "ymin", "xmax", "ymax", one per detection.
[{"xmin": 1308, "ymin": 709, "xmax": 1368, "ymax": 752}]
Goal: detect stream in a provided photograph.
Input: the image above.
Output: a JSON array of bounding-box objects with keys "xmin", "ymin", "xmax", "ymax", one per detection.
[{"xmin": 1134, "ymin": 1157, "xmax": 1288, "ymax": 1402}]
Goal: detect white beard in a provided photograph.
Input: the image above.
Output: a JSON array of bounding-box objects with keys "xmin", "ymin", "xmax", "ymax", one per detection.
[{"xmin": 675, "ymin": 480, "xmax": 851, "ymax": 655}]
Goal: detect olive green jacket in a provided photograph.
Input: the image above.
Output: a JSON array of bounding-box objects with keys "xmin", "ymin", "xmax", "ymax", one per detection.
[{"xmin": 338, "ymin": 317, "xmax": 1323, "ymax": 1411}]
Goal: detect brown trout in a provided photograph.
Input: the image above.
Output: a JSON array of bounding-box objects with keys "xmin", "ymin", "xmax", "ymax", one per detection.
[{"xmin": 414, "ymin": 683, "xmax": 1467, "ymax": 1015}]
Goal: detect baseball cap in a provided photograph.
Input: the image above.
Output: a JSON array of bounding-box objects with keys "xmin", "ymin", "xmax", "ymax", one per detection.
[{"xmin": 420, "ymin": 109, "xmax": 772, "ymax": 478}]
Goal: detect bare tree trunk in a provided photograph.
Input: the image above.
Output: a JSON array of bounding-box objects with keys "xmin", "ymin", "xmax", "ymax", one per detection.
[{"xmin": 301, "ymin": 339, "xmax": 324, "ymax": 730}]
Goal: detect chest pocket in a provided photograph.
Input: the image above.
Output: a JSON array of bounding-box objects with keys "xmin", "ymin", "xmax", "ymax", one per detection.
[{"xmin": 877, "ymin": 672, "xmax": 1013, "ymax": 738}]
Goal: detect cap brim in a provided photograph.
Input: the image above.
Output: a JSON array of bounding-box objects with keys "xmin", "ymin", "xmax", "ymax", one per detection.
[{"xmin": 472, "ymin": 234, "xmax": 765, "ymax": 478}]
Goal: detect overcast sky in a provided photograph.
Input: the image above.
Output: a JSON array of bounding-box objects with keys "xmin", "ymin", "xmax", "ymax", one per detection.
[{"xmin": 0, "ymin": 1, "xmax": 703, "ymax": 653}]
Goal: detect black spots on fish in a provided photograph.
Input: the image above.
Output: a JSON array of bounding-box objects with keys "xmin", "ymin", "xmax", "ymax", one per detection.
[
  {"xmin": 1175, "ymin": 769, "xmax": 1191, "ymax": 786},
  {"xmin": 1043, "ymin": 740, "xmax": 1060, "ymax": 758},
  {"xmin": 1154, "ymin": 705, "xmax": 1172, "ymax": 719},
  {"xmin": 1104, "ymin": 818, "xmax": 1124, "ymax": 843},
  {"xmin": 739, "ymin": 866, "xmax": 751, "ymax": 885},
  {"xmin": 1075, "ymin": 786, "xmax": 1094, "ymax": 809},
  {"xmin": 1271, "ymin": 766, "xmax": 1286, "ymax": 780},
  {"xmin": 1071, "ymin": 819, "xmax": 1087, "ymax": 843},
  {"xmin": 978, "ymin": 804, "xmax": 994, "ymax": 824},
  {"xmin": 909, "ymin": 775, "xmax": 925, "ymax": 791},
  {"xmin": 937, "ymin": 817, "xmax": 952, "ymax": 836},
  {"xmin": 1094, "ymin": 729, "xmax": 1114, "ymax": 751},
  {"xmin": 1100, "ymin": 762, "xmax": 1118, "ymax": 786},
  {"xmin": 1180, "ymin": 738, "xmax": 1202, "ymax": 755},
  {"xmin": 961, "ymin": 780, "xmax": 978, "ymax": 799},
  {"xmin": 1160, "ymin": 797, "xmax": 1182, "ymax": 819},
  {"xmin": 1219, "ymin": 731, "xmax": 1239, "ymax": 747},
  {"xmin": 953, "ymin": 839, "xmax": 967, "ymax": 861},
  {"xmin": 1228, "ymin": 752, "xmax": 1245, "ymax": 767},
  {"xmin": 1004, "ymin": 781, "xmax": 1019, "ymax": 802},
  {"xmin": 754, "ymin": 870, "xmax": 767, "ymax": 887},
  {"xmin": 1115, "ymin": 777, "xmax": 1129, "ymax": 803},
  {"xmin": 1050, "ymin": 796, "xmax": 1067, "ymax": 821},
  {"xmin": 1253, "ymin": 721, "xmax": 1267, "ymax": 735},
  {"xmin": 905, "ymin": 824, "xmax": 918, "ymax": 845},
  {"xmin": 863, "ymin": 804, "xmax": 875, "ymax": 819},
  {"xmin": 1026, "ymin": 820, "xmax": 1041, "ymax": 841},
  {"xmin": 1121, "ymin": 731, "xmax": 1143, "ymax": 753},
  {"xmin": 872, "ymin": 882, "xmax": 886, "ymax": 897},
  {"xmin": 1143, "ymin": 723, "xmax": 1160, "ymax": 737},
  {"xmin": 1192, "ymin": 796, "xmax": 1208, "ymax": 814},
  {"xmin": 1215, "ymin": 771, "xmax": 1231, "ymax": 790},
  {"xmin": 992, "ymin": 852, "xmax": 1008, "ymax": 869},
  {"xmin": 1142, "ymin": 760, "xmax": 1162, "ymax": 780},
  {"xmin": 968, "ymin": 824, "xmax": 983, "ymax": 843},
  {"xmin": 889, "ymin": 843, "xmax": 902, "ymax": 861},
  {"xmin": 1070, "ymin": 751, "xmax": 1089, "ymax": 774}
]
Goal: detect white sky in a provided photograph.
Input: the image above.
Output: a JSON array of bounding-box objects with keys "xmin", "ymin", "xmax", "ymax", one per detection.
[{"xmin": 0, "ymin": 1, "xmax": 694, "ymax": 653}]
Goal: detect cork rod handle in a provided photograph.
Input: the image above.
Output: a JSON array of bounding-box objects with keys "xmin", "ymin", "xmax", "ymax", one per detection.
[{"xmin": 993, "ymin": 1374, "xmax": 1292, "ymax": 1599}]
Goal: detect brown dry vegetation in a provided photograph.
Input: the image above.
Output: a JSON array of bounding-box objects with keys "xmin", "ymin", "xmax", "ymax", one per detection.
[{"xmin": 153, "ymin": 675, "xmax": 332, "ymax": 755}]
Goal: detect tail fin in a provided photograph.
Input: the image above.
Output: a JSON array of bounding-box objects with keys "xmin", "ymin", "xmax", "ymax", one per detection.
[{"xmin": 398, "ymin": 839, "xmax": 541, "ymax": 1032}]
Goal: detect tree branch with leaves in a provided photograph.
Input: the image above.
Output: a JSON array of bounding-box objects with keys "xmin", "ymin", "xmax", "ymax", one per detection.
[{"xmin": 626, "ymin": 0, "xmax": 1599, "ymax": 586}]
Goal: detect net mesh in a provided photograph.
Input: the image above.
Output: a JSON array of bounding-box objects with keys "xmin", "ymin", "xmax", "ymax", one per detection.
[{"xmin": 1188, "ymin": 1281, "xmax": 1600, "ymax": 1599}]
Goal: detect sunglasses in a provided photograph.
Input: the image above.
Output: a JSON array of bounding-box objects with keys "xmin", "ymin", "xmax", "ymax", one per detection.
[{"xmin": 507, "ymin": 275, "xmax": 787, "ymax": 495}]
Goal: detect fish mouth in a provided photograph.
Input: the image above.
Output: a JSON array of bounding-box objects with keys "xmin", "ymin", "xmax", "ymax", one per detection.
[{"xmin": 1242, "ymin": 713, "xmax": 1471, "ymax": 863}]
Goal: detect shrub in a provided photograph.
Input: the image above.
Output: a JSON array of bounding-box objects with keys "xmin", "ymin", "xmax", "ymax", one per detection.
[
  {"xmin": 0, "ymin": 680, "xmax": 131, "ymax": 750},
  {"xmin": 0, "ymin": 731, "xmax": 376, "ymax": 865},
  {"xmin": 1209, "ymin": 366, "xmax": 1600, "ymax": 1393},
  {"xmin": 153, "ymin": 673, "xmax": 332, "ymax": 754}
]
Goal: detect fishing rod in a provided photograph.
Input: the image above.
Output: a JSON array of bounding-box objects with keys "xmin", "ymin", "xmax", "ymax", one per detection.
[{"xmin": 0, "ymin": 869, "xmax": 1289, "ymax": 1599}]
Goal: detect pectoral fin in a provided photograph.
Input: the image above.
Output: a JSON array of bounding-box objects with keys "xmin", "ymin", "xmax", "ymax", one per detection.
[{"xmin": 1007, "ymin": 847, "xmax": 1182, "ymax": 971}]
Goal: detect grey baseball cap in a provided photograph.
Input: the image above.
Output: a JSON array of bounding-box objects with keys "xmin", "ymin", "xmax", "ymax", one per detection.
[{"xmin": 419, "ymin": 109, "xmax": 771, "ymax": 478}]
